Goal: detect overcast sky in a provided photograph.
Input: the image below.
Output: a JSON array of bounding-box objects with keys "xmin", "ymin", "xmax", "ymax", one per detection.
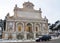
[{"xmin": 0, "ymin": 0, "xmax": 60, "ymax": 24}]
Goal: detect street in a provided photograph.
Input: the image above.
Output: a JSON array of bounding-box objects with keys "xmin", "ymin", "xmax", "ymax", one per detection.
[
  {"xmin": 0, "ymin": 38, "xmax": 60, "ymax": 43},
  {"xmin": 35, "ymin": 38, "xmax": 60, "ymax": 43}
]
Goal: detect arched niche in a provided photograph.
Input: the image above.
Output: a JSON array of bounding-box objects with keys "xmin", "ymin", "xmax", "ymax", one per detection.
[
  {"xmin": 25, "ymin": 23, "xmax": 33, "ymax": 33},
  {"xmin": 35, "ymin": 24, "xmax": 40, "ymax": 32},
  {"xmin": 16, "ymin": 23, "xmax": 23, "ymax": 32},
  {"xmin": 35, "ymin": 23, "xmax": 41, "ymax": 38}
]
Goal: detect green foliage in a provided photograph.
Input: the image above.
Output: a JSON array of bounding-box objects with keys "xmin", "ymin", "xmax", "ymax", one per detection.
[{"xmin": 49, "ymin": 20, "xmax": 60, "ymax": 31}]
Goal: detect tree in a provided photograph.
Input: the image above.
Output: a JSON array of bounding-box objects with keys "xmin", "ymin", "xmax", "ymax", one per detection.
[
  {"xmin": 49, "ymin": 24, "xmax": 55, "ymax": 31},
  {"xmin": 49, "ymin": 20, "xmax": 60, "ymax": 32},
  {"xmin": 54, "ymin": 20, "xmax": 60, "ymax": 31},
  {"xmin": 55, "ymin": 20, "xmax": 60, "ymax": 24}
]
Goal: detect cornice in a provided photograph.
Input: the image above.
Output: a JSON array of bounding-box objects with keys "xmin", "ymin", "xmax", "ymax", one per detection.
[{"xmin": 14, "ymin": 7, "xmax": 40, "ymax": 13}]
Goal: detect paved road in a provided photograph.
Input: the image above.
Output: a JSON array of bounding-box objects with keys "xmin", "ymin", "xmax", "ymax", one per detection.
[
  {"xmin": 35, "ymin": 38, "xmax": 60, "ymax": 43},
  {"xmin": 0, "ymin": 38, "xmax": 60, "ymax": 43}
]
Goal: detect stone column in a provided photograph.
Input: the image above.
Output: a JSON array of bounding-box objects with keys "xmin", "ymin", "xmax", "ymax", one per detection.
[
  {"xmin": 45, "ymin": 23, "xmax": 49, "ymax": 34},
  {"xmin": 32, "ymin": 23, "xmax": 33, "ymax": 32},
  {"xmin": 22, "ymin": 22, "xmax": 24, "ymax": 32},
  {"xmin": 41, "ymin": 23, "xmax": 46, "ymax": 35},
  {"xmin": 39, "ymin": 23, "xmax": 42, "ymax": 35},
  {"xmin": 12, "ymin": 33, "xmax": 16, "ymax": 40},
  {"xmin": 4, "ymin": 33, "xmax": 8, "ymax": 40},
  {"xmin": 22, "ymin": 22, "xmax": 25, "ymax": 40},
  {"xmin": 24, "ymin": 33, "xmax": 27, "ymax": 40},
  {"xmin": 2, "ymin": 32, "xmax": 5, "ymax": 39},
  {"xmin": 32, "ymin": 23, "xmax": 34, "ymax": 39},
  {"xmin": 40, "ymin": 23, "xmax": 43, "ymax": 35},
  {"xmin": 24, "ymin": 22, "xmax": 27, "ymax": 40},
  {"xmin": 14, "ymin": 22, "xmax": 16, "ymax": 32},
  {"xmin": 16, "ymin": 22, "xmax": 18, "ymax": 32},
  {"xmin": 12, "ymin": 22, "xmax": 14, "ymax": 32},
  {"xmin": 33, "ymin": 23, "xmax": 36, "ymax": 39}
]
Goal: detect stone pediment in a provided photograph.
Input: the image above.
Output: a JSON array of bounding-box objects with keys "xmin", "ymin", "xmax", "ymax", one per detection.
[
  {"xmin": 6, "ymin": 1, "xmax": 42, "ymax": 20},
  {"xmin": 23, "ymin": 1, "xmax": 34, "ymax": 9}
]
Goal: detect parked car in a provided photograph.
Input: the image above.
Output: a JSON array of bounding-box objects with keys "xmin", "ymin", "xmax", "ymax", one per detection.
[
  {"xmin": 36, "ymin": 35, "xmax": 51, "ymax": 42},
  {"xmin": 41, "ymin": 35, "xmax": 51, "ymax": 41}
]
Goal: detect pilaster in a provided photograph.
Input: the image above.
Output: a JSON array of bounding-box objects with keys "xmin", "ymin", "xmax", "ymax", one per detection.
[
  {"xmin": 24, "ymin": 22, "xmax": 27, "ymax": 40},
  {"xmin": 33, "ymin": 22, "xmax": 36, "ymax": 39}
]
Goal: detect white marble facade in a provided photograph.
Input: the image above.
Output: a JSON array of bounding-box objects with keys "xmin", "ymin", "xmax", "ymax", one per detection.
[{"xmin": 2, "ymin": 2, "xmax": 49, "ymax": 40}]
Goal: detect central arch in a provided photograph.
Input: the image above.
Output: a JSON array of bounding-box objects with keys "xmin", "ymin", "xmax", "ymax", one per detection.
[
  {"xmin": 16, "ymin": 23, "xmax": 23, "ymax": 32},
  {"xmin": 25, "ymin": 23, "xmax": 32, "ymax": 32},
  {"xmin": 25, "ymin": 23, "xmax": 34, "ymax": 39}
]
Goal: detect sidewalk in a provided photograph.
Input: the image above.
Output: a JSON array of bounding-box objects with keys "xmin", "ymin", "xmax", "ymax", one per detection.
[
  {"xmin": 0, "ymin": 39, "xmax": 35, "ymax": 42},
  {"xmin": 51, "ymin": 36, "xmax": 60, "ymax": 40}
]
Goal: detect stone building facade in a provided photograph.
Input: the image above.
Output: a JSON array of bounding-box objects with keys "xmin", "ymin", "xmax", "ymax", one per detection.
[{"xmin": 2, "ymin": 2, "xmax": 48, "ymax": 40}]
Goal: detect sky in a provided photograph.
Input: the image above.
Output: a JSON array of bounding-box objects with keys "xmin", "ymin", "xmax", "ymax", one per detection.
[{"xmin": 0, "ymin": 0, "xmax": 60, "ymax": 24}]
